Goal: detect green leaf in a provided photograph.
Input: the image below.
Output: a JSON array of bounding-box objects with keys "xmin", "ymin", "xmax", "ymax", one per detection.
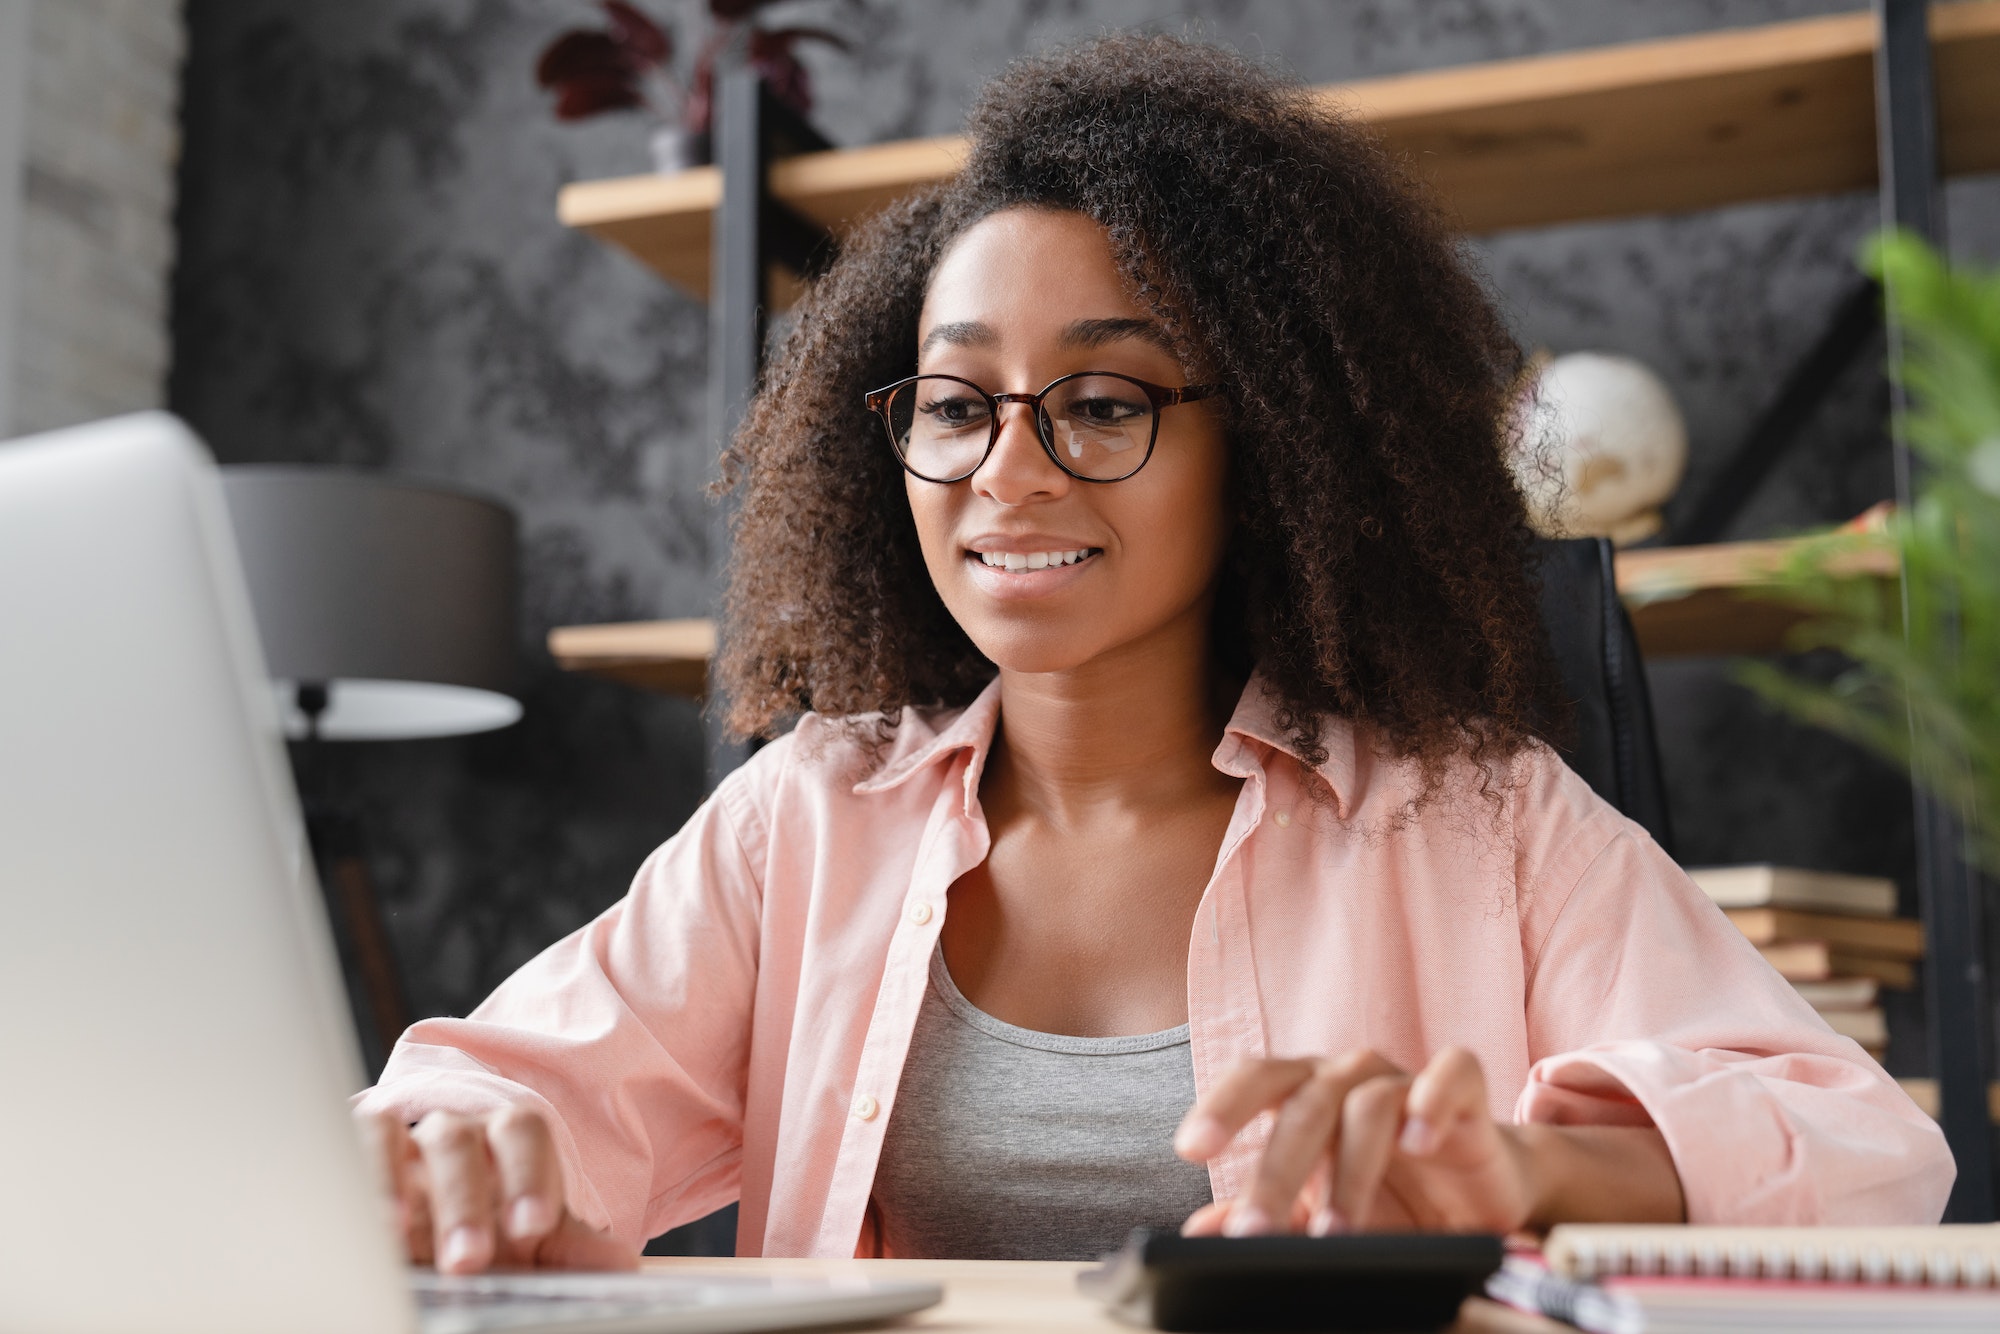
[{"xmin": 1742, "ymin": 231, "xmax": 2000, "ymax": 878}]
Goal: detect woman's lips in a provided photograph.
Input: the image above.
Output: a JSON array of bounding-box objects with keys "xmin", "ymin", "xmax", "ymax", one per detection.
[
  {"xmin": 962, "ymin": 546, "xmax": 1102, "ymax": 598},
  {"xmin": 973, "ymin": 546, "xmax": 1100, "ymax": 571}
]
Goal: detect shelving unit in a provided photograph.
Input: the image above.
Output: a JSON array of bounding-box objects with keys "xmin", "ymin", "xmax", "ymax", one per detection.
[
  {"xmin": 560, "ymin": 3, "xmax": 2000, "ymax": 299},
  {"xmin": 548, "ymin": 3, "xmax": 1998, "ymax": 1219}
]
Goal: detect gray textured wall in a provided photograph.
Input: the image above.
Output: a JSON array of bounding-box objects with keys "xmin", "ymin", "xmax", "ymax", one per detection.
[{"xmin": 170, "ymin": 1, "xmax": 2000, "ymax": 1085}]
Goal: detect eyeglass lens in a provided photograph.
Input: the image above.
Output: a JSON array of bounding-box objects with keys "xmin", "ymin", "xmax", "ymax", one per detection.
[{"xmin": 884, "ymin": 375, "xmax": 1156, "ymax": 482}]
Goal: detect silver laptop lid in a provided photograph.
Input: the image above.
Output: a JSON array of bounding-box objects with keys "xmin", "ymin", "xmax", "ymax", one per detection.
[{"xmin": 0, "ymin": 414, "xmax": 414, "ymax": 1334}]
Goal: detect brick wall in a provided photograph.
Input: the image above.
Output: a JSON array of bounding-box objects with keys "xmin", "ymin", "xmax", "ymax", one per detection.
[{"xmin": 1, "ymin": 0, "xmax": 183, "ymax": 436}]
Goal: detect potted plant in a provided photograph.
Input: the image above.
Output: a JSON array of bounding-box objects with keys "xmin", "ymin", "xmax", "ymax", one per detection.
[
  {"xmin": 1739, "ymin": 231, "xmax": 2000, "ymax": 876},
  {"xmin": 535, "ymin": 0, "xmax": 850, "ymax": 174}
]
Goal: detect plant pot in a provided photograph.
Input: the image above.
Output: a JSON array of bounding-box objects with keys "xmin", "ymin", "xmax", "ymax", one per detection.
[{"xmin": 651, "ymin": 125, "xmax": 712, "ymax": 175}]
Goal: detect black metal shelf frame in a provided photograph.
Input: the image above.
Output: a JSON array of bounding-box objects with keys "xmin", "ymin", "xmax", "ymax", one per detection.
[
  {"xmin": 703, "ymin": 71, "xmax": 837, "ymax": 784},
  {"xmin": 1875, "ymin": 0, "xmax": 1993, "ymax": 1222}
]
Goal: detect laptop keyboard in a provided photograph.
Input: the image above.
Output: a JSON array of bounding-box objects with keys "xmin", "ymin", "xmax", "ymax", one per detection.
[
  {"xmin": 409, "ymin": 1269, "xmax": 923, "ymax": 1334},
  {"xmin": 418, "ymin": 1272, "xmax": 720, "ymax": 1306}
]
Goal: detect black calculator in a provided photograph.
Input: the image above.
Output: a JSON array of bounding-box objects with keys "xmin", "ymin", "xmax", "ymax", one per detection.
[{"xmin": 1078, "ymin": 1229, "xmax": 1506, "ymax": 1331}]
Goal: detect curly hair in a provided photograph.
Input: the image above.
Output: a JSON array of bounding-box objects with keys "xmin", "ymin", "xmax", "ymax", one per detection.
[{"xmin": 717, "ymin": 32, "xmax": 1566, "ymax": 788}]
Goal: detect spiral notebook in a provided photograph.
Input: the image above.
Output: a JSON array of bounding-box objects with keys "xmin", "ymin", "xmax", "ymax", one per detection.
[
  {"xmin": 1543, "ymin": 1224, "xmax": 2000, "ymax": 1286},
  {"xmin": 1490, "ymin": 1254, "xmax": 2000, "ymax": 1334}
]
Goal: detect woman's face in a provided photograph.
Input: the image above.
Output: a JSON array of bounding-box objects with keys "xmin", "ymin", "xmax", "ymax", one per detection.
[{"xmin": 906, "ymin": 208, "xmax": 1230, "ymax": 677}]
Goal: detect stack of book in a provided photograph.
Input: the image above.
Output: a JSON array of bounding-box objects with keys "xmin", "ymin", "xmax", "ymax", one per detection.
[{"xmin": 1686, "ymin": 865, "xmax": 1920, "ymax": 1060}]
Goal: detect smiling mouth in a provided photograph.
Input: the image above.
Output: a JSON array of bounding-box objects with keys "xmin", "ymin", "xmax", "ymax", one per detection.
[{"xmin": 970, "ymin": 547, "xmax": 1102, "ymax": 572}]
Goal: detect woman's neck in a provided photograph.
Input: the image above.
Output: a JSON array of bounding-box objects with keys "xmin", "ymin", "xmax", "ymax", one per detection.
[{"xmin": 987, "ymin": 606, "xmax": 1236, "ymax": 826}]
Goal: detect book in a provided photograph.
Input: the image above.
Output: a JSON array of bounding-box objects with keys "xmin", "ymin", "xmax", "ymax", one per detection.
[
  {"xmin": 1757, "ymin": 941, "xmax": 1915, "ymax": 989},
  {"xmin": 1688, "ymin": 864, "xmax": 1898, "ymax": 916},
  {"xmin": 1543, "ymin": 1224, "xmax": 2000, "ymax": 1284},
  {"xmin": 1727, "ymin": 908, "xmax": 1925, "ymax": 959},
  {"xmin": 1896, "ymin": 1078, "xmax": 2000, "ymax": 1122},
  {"xmin": 1791, "ymin": 978, "xmax": 1878, "ymax": 1011},
  {"xmin": 1819, "ymin": 1007, "xmax": 1887, "ymax": 1047},
  {"xmin": 1491, "ymin": 1254, "xmax": 2000, "ymax": 1334}
]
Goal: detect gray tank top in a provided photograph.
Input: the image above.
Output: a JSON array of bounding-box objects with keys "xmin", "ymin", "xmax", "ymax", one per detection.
[{"xmin": 870, "ymin": 944, "xmax": 1214, "ymax": 1260}]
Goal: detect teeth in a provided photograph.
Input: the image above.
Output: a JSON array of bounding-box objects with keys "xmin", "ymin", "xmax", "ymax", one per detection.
[{"xmin": 978, "ymin": 548, "xmax": 1095, "ymax": 570}]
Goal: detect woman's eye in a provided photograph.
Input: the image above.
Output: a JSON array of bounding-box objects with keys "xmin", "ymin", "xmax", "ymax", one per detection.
[
  {"xmin": 918, "ymin": 396, "xmax": 991, "ymax": 427},
  {"xmin": 1071, "ymin": 396, "xmax": 1146, "ymax": 426}
]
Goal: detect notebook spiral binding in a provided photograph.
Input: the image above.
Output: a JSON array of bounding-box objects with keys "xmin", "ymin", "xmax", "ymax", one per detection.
[{"xmin": 1545, "ymin": 1226, "xmax": 2000, "ymax": 1288}]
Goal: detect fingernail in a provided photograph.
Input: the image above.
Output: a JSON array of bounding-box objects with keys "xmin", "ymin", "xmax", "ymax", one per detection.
[
  {"xmin": 1223, "ymin": 1205, "xmax": 1271, "ymax": 1237},
  {"xmin": 1174, "ymin": 1115, "xmax": 1226, "ymax": 1159},
  {"xmin": 507, "ymin": 1195, "xmax": 556, "ymax": 1239},
  {"xmin": 1308, "ymin": 1206, "xmax": 1346, "ymax": 1236},
  {"xmin": 1399, "ymin": 1116, "xmax": 1436, "ymax": 1156},
  {"xmin": 440, "ymin": 1225, "xmax": 488, "ymax": 1272}
]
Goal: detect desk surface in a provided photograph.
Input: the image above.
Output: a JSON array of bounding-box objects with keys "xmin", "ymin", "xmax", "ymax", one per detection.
[{"xmin": 637, "ymin": 1257, "xmax": 1562, "ymax": 1333}]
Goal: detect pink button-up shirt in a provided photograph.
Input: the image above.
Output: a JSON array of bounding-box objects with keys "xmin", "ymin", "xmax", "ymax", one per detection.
[{"xmin": 358, "ymin": 675, "xmax": 1953, "ymax": 1254}]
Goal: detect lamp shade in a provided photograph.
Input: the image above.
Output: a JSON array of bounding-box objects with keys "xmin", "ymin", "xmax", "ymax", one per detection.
[{"xmin": 220, "ymin": 467, "xmax": 521, "ymax": 740}]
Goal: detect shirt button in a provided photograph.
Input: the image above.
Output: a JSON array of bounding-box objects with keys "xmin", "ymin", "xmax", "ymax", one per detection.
[
  {"xmin": 851, "ymin": 1093, "xmax": 879, "ymax": 1121},
  {"xmin": 908, "ymin": 902, "xmax": 933, "ymax": 925},
  {"xmin": 1275, "ymin": 810, "xmax": 1292, "ymax": 827}
]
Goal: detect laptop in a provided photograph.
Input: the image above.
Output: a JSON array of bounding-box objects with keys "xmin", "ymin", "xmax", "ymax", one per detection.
[{"xmin": 0, "ymin": 414, "xmax": 941, "ymax": 1334}]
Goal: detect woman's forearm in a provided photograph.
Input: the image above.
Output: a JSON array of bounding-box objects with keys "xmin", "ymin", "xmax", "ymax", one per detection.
[{"xmin": 1514, "ymin": 1124, "xmax": 1687, "ymax": 1229}]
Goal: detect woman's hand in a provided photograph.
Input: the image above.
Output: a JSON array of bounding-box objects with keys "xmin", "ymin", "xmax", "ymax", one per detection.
[
  {"xmin": 1174, "ymin": 1047, "xmax": 1685, "ymax": 1236},
  {"xmin": 354, "ymin": 1106, "xmax": 639, "ymax": 1273}
]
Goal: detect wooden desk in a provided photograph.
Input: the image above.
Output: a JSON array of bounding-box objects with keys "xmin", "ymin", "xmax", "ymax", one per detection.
[{"xmin": 636, "ymin": 1257, "xmax": 1562, "ymax": 1333}]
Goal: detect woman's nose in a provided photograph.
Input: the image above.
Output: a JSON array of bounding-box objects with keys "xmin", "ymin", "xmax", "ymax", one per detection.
[{"xmin": 971, "ymin": 402, "xmax": 1069, "ymax": 505}]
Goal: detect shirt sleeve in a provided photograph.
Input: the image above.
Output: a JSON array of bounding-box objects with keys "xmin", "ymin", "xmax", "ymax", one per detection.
[
  {"xmin": 350, "ymin": 749, "xmax": 775, "ymax": 1249},
  {"xmin": 1510, "ymin": 751, "xmax": 1954, "ymax": 1225}
]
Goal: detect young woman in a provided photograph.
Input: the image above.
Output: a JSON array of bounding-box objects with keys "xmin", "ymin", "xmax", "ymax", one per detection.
[{"xmin": 355, "ymin": 35, "xmax": 1952, "ymax": 1270}]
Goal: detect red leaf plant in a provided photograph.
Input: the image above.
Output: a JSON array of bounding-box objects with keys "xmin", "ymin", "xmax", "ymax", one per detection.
[
  {"xmin": 535, "ymin": 2, "xmax": 675, "ymax": 121},
  {"xmin": 537, "ymin": 0, "xmax": 850, "ymax": 135}
]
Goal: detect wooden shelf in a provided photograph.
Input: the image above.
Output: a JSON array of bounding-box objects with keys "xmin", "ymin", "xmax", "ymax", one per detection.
[
  {"xmin": 1618, "ymin": 535, "xmax": 1897, "ymax": 657},
  {"xmin": 560, "ymin": 3, "xmax": 2000, "ymax": 298},
  {"xmin": 548, "ymin": 618, "xmax": 715, "ymax": 698},
  {"xmin": 559, "ymin": 136, "xmax": 965, "ymax": 297},
  {"xmin": 549, "ymin": 537, "xmax": 1898, "ymax": 697}
]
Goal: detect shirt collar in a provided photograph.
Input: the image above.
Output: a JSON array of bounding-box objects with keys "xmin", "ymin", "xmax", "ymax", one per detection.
[
  {"xmin": 850, "ymin": 676, "xmax": 1005, "ymax": 814},
  {"xmin": 853, "ymin": 668, "xmax": 1356, "ymax": 820},
  {"xmin": 1212, "ymin": 670, "xmax": 1357, "ymax": 819}
]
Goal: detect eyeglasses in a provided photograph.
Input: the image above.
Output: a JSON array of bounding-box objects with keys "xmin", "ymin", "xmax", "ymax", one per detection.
[{"xmin": 864, "ymin": 372, "xmax": 1222, "ymax": 484}]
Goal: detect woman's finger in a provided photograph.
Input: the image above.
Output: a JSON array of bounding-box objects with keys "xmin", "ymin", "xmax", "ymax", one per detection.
[
  {"xmin": 1329, "ymin": 1072, "xmax": 1412, "ymax": 1231},
  {"xmin": 353, "ymin": 1109, "xmax": 415, "ymax": 1243},
  {"xmin": 1400, "ymin": 1046, "xmax": 1487, "ymax": 1159},
  {"xmin": 412, "ymin": 1111, "xmax": 499, "ymax": 1274},
  {"xmin": 1180, "ymin": 1200, "xmax": 1232, "ymax": 1236},
  {"xmin": 1175, "ymin": 1058, "xmax": 1318, "ymax": 1161},
  {"xmin": 1231, "ymin": 1059, "xmax": 1382, "ymax": 1235},
  {"xmin": 487, "ymin": 1107, "xmax": 565, "ymax": 1247},
  {"xmin": 405, "ymin": 1178, "xmax": 437, "ymax": 1266}
]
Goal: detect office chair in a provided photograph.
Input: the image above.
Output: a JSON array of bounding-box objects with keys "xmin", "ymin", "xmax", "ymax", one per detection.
[{"xmin": 1533, "ymin": 537, "xmax": 1677, "ymax": 857}]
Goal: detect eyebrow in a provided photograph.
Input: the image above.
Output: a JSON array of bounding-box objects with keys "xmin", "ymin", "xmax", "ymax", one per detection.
[
  {"xmin": 1056, "ymin": 317, "xmax": 1179, "ymax": 356},
  {"xmin": 918, "ymin": 321, "xmax": 998, "ymax": 357},
  {"xmin": 916, "ymin": 317, "xmax": 1178, "ymax": 359}
]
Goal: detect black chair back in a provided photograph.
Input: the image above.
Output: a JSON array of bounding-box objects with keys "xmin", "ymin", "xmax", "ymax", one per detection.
[{"xmin": 1533, "ymin": 538, "xmax": 1676, "ymax": 857}]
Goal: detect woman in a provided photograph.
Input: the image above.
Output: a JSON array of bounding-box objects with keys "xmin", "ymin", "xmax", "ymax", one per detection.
[{"xmin": 355, "ymin": 35, "xmax": 1952, "ymax": 1269}]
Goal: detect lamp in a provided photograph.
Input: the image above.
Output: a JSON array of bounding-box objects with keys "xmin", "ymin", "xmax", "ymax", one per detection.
[
  {"xmin": 220, "ymin": 467, "xmax": 521, "ymax": 739},
  {"xmin": 220, "ymin": 466, "xmax": 521, "ymax": 1070}
]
